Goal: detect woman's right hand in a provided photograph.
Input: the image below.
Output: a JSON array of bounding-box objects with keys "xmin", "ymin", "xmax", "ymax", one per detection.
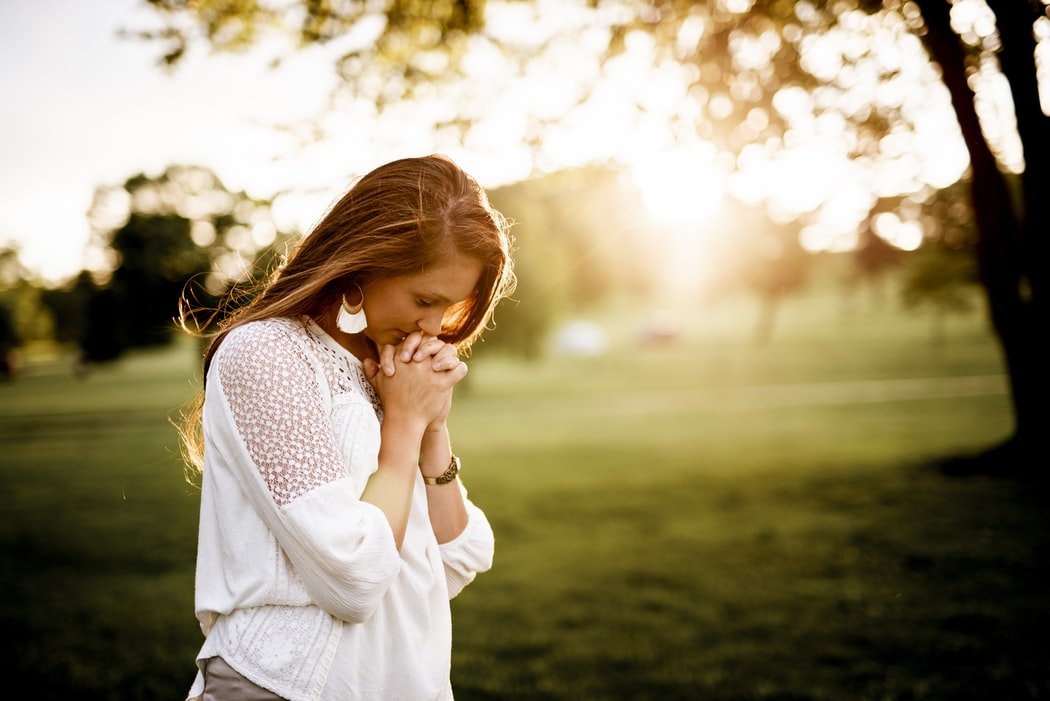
[{"xmin": 362, "ymin": 340, "xmax": 467, "ymax": 427}]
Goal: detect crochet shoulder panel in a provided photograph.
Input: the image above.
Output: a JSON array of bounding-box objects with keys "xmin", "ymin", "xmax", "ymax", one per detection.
[{"xmin": 213, "ymin": 317, "xmax": 375, "ymax": 506}]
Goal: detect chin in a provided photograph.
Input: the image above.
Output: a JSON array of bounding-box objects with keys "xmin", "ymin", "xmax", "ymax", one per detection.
[{"xmin": 366, "ymin": 328, "xmax": 406, "ymax": 346}]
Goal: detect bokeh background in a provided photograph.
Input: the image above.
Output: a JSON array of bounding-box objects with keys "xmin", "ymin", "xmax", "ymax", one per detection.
[{"xmin": 1, "ymin": 1, "xmax": 1047, "ymax": 699}]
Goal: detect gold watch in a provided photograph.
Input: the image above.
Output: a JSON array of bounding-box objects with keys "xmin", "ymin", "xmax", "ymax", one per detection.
[{"xmin": 422, "ymin": 454, "xmax": 460, "ymax": 485}]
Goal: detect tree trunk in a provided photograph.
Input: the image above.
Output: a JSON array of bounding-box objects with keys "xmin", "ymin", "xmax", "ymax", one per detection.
[
  {"xmin": 913, "ymin": 0, "xmax": 1042, "ymax": 471},
  {"xmin": 987, "ymin": 0, "xmax": 1049, "ymax": 310},
  {"xmin": 985, "ymin": 0, "xmax": 1050, "ymax": 448}
]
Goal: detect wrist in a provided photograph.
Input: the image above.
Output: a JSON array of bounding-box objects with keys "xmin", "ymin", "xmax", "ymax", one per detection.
[
  {"xmin": 424, "ymin": 419, "xmax": 447, "ymax": 434},
  {"xmin": 380, "ymin": 414, "xmax": 428, "ymax": 463},
  {"xmin": 419, "ymin": 424, "xmax": 451, "ymax": 467},
  {"xmin": 382, "ymin": 412, "xmax": 429, "ymax": 437},
  {"xmin": 421, "ymin": 454, "xmax": 460, "ymax": 485}
]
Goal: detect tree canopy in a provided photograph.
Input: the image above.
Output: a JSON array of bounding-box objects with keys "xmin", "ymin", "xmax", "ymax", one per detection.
[{"xmin": 132, "ymin": 0, "xmax": 1048, "ymax": 469}]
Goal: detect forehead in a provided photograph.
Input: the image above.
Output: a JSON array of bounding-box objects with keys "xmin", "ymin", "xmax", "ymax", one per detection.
[{"xmin": 404, "ymin": 254, "xmax": 483, "ymax": 301}]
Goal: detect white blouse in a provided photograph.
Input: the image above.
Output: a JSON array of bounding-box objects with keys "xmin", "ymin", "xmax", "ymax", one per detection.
[{"xmin": 186, "ymin": 316, "xmax": 494, "ymax": 701}]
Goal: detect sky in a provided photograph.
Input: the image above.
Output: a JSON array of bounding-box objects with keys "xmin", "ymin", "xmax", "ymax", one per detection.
[
  {"xmin": 1, "ymin": 0, "xmax": 1041, "ymax": 287},
  {"xmin": 0, "ymin": 0, "xmax": 417, "ymax": 283}
]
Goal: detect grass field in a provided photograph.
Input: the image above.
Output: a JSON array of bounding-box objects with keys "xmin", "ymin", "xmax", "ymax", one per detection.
[{"xmin": 2, "ymin": 287, "xmax": 1047, "ymax": 700}]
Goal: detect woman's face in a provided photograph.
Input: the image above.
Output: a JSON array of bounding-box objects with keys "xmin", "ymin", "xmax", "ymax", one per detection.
[{"xmin": 361, "ymin": 253, "xmax": 483, "ymax": 346}]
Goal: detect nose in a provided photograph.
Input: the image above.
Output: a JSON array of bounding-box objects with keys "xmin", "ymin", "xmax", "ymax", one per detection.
[{"xmin": 418, "ymin": 309, "xmax": 444, "ymax": 336}]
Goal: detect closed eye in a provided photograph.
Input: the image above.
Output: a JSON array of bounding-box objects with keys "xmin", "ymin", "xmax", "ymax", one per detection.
[{"xmin": 416, "ymin": 298, "xmax": 435, "ymax": 308}]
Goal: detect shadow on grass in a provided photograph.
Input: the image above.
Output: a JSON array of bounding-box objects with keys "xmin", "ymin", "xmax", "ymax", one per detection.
[{"xmin": 932, "ymin": 435, "xmax": 1047, "ymax": 490}]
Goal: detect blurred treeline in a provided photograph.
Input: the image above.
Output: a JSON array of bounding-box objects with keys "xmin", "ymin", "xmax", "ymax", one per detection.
[
  {"xmin": 0, "ymin": 162, "xmax": 979, "ymax": 372},
  {"xmin": 110, "ymin": 0, "xmax": 1043, "ymax": 473}
]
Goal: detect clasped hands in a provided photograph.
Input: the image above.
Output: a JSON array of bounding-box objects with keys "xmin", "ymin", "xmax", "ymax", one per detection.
[{"xmin": 361, "ymin": 331, "xmax": 467, "ymax": 430}]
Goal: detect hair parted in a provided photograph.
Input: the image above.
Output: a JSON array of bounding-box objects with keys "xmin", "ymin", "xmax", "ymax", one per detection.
[{"xmin": 174, "ymin": 153, "xmax": 516, "ymax": 481}]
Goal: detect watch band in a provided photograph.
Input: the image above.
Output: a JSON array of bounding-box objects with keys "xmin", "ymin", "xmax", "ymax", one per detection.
[{"xmin": 422, "ymin": 454, "xmax": 460, "ymax": 485}]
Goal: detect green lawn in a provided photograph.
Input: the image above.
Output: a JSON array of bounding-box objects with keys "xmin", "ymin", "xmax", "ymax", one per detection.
[{"xmin": 2, "ymin": 289, "xmax": 1046, "ymax": 700}]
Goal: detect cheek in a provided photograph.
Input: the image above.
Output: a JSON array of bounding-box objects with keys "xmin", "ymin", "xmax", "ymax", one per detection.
[{"xmin": 368, "ymin": 297, "xmax": 413, "ymax": 326}]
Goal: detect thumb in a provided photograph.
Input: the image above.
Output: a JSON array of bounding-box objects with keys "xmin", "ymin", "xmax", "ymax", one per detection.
[{"xmin": 362, "ymin": 357, "xmax": 379, "ymax": 384}]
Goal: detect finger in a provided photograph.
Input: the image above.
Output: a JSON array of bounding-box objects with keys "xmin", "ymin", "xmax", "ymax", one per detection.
[
  {"xmin": 380, "ymin": 344, "xmax": 398, "ymax": 377},
  {"xmin": 399, "ymin": 331, "xmax": 424, "ymax": 362},
  {"xmin": 361, "ymin": 357, "xmax": 379, "ymax": 384},
  {"xmin": 414, "ymin": 337, "xmax": 446, "ymax": 362},
  {"xmin": 431, "ymin": 346, "xmax": 460, "ymax": 372},
  {"xmin": 447, "ymin": 360, "xmax": 469, "ymax": 385}
]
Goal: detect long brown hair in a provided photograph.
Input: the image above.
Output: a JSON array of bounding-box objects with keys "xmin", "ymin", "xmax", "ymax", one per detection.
[{"xmin": 174, "ymin": 153, "xmax": 516, "ymax": 481}]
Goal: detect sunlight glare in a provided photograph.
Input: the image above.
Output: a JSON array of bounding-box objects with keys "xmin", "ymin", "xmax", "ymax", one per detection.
[
  {"xmin": 631, "ymin": 142, "xmax": 725, "ymax": 227},
  {"xmin": 873, "ymin": 211, "xmax": 923, "ymax": 251}
]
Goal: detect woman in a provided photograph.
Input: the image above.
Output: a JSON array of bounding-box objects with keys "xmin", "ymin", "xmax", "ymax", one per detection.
[{"xmin": 177, "ymin": 154, "xmax": 515, "ymax": 700}]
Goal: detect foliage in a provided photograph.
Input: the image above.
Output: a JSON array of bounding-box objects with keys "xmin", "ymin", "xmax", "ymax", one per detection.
[
  {"xmin": 130, "ymin": 0, "xmax": 948, "ymax": 337},
  {"xmin": 480, "ymin": 165, "xmax": 658, "ymax": 357},
  {"xmin": 131, "ymin": 0, "xmax": 930, "ymax": 189},
  {"xmin": 39, "ymin": 272, "xmax": 95, "ymax": 346},
  {"xmin": 900, "ymin": 243, "xmax": 978, "ymax": 316},
  {"xmin": 898, "ymin": 178, "xmax": 981, "ymax": 319},
  {"xmin": 853, "ymin": 202, "xmax": 907, "ymax": 282},
  {"xmin": 131, "ymin": 0, "xmax": 1047, "ymax": 459},
  {"xmin": 0, "ymin": 247, "xmax": 54, "ymax": 347},
  {"xmin": 0, "ymin": 283, "xmax": 53, "ymax": 347},
  {"xmin": 78, "ymin": 165, "xmax": 278, "ymax": 362},
  {"xmin": 0, "ymin": 246, "xmax": 29, "ymax": 291},
  {"xmin": 0, "ymin": 304, "xmax": 17, "ymax": 347},
  {"xmin": 133, "ymin": 0, "xmax": 487, "ymax": 109},
  {"xmin": 110, "ymin": 213, "xmax": 209, "ymax": 347},
  {"xmin": 721, "ymin": 198, "xmax": 809, "ymax": 299},
  {"xmin": 0, "ymin": 303, "xmax": 19, "ymax": 379}
]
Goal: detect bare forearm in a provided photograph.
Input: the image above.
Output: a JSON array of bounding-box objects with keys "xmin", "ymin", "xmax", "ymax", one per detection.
[
  {"xmin": 420, "ymin": 424, "xmax": 469, "ymax": 543},
  {"xmin": 361, "ymin": 414, "xmax": 427, "ymax": 550}
]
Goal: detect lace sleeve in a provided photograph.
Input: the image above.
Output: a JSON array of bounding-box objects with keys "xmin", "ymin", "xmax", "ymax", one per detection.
[
  {"xmin": 206, "ymin": 320, "xmax": 401, "ymax": 623},
  {"xmin": 214, "ymin": 320, "xmax": 347, "ymax": 506}
]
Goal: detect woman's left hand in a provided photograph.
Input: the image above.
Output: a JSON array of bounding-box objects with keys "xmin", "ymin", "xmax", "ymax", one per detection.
[
  {"xmin": 396, "ymin": 332, "xmax": 462, "ymax": 373},
  {"xmin": 390, "ymin": 332, "xmax": 464, "ymax": 430}
]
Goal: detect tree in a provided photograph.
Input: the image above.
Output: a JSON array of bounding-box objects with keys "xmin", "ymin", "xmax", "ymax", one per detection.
[
  {"xmin": 482, "ymin": 165, "xmax": 657, "ymax": 358},
  {"xmin": 0, "ymin": 245, "xmax": 55, "ymax": 358},
  {"xmin": 133, "ymin": 0, "xmax": 1047, "ymax": 471},
  {"xmin": 901, "ymin": 241, "xmax": 978, "ymax": 347},
  {"xmin": 905, "ymin": 0, "xmax": 1046, "ymax": 474},
  {"xmin": 39, "ymin": 272, "xmax": 96, "ymax": 346},
  {"xmin": 721, "ymin": 197, "xmax": 810, "ymax": 344},
  {"xmin": 889, "ymin": 179, "xmax": 980, "ymax": 344},
  {"xmin": 0, "ymin": 302, "xmax": 19, "ymax": 380},
  {"xmin": 83, "ymin": 165, "xmax": 277, "ymax": 362},
  {"xmin": 850, "ymin": 202, "xmax": 906, "ymax": 312}
]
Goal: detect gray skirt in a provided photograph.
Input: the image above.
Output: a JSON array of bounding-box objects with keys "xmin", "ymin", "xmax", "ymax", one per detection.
[{"xmin": 201, "ymin": 656, "xmax": 287, "ymax": 701}]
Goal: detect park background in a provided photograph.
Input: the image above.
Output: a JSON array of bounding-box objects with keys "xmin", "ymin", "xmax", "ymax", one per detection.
[{"xmin": 1, "ymin": 0, "xmax": 1047, "ymax": 699}]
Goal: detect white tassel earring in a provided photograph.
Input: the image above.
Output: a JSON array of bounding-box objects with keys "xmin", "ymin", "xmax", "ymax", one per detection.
[{"xmin": 336, "ymin": 284, "xmax": 367, "ymax": 334}]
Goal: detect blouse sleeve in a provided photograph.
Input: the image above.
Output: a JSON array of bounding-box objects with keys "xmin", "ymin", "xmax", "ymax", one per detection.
[
  {"xmin": 438, "ymin": 480, "xmax": 495, "ymax": 599},
  {"xmin": 207, "ymin": 320, "xmax": 400, "ymax": 623}
]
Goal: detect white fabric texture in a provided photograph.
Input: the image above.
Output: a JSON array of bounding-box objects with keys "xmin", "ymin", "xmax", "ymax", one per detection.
[{"xmin": 186, "ymin": 316, "xmax": 495, "ymax": 701}]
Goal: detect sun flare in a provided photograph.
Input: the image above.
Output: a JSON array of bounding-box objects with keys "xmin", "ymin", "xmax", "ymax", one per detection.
[{"xmin": 630, "ymin": 143, "xmax": 726, "ymax": 228}]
